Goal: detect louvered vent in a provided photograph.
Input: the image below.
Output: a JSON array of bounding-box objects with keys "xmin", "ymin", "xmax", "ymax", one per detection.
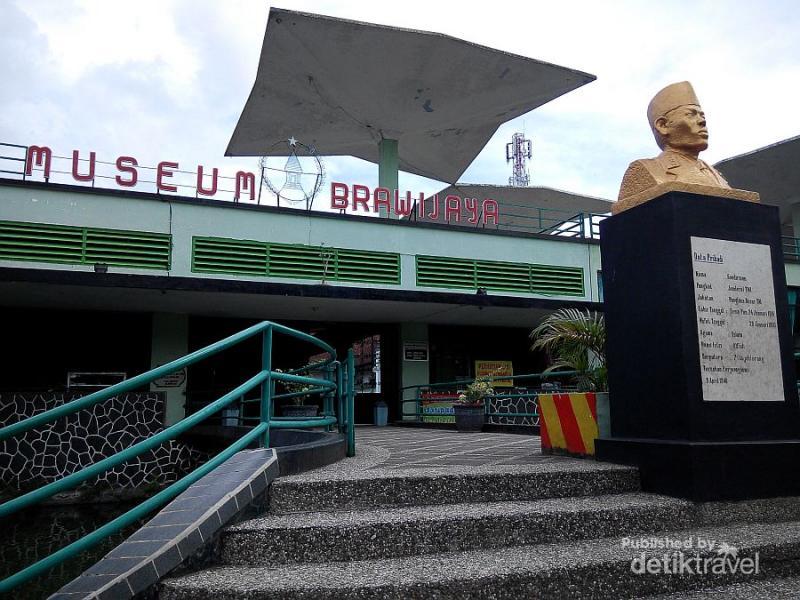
[
  {"xmin": 192, "ymin": 237, "xmax": 267, "ymax": 275},
  {"xmin": 268, "ymin": 244, "xmax": 328, "ymax": 279},
  {"xmin": 416, "ymin": 256, "xmax": 476, "ymax": 290},
  {"xmin": 0, "ymin": 221, "xmax": 170, "ymax": 270},
  {"xmin": 192, "ymin": 237, "xmax": 400, "ymax": 285},
  {"xmin": 84, "ymin": 229, "xmax": 170, "ymax": 269},
  {"xmin": 416, "ymin": 255, "xmax": 584, "ymax": 296},
  {"xmin": 333, "ymin": 248, "xmax": 400, "ymax": 284}
]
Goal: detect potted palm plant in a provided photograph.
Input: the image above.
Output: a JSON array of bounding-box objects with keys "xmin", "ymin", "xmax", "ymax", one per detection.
[
  {"xmin": 529, "ymin": 308, "xmax": 609, "ymax": 435},
  {"xmin": 453, "ymin": 376, "xmax": 493, "ymax": 432}
]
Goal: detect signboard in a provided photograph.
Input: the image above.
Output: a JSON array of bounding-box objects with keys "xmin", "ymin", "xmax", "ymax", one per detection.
[
  {"xmin": 690, "ymin": 237, "xmax": 783, "ymax": 402},
  {"xmin": 475, "ymin": 360, "xmax": 514, "ymax": 387},
  {"xmin": 20, "ymin": 144, "xmax": 502, "ymax": 222},
  {"xmin": 421, "ymin": 392, "xmax": 455, "ymax": 423},
  {"xmin": 24, "ymin": 144, "xmax": 260, "ymax": 201},
  {"xmin": 153, "ymin": 368, "xmax": 187, "ymax": 388},
  {"xmin": 331, "ymin": 183, "xmax": 499, "ymax": 224},
  {"xmin": 404, "ymin": 342, "xmax": 429, "ymax": 362}
]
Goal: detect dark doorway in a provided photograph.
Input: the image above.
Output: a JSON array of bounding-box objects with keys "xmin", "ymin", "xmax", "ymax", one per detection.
[
  {"xmin": 185, "ymin": 317, "xmax": 399, "ymax": 424},
  {"xmin": 429, "ymin": 324, "xmax": 546, "ymax": 384},
  {"xmin": 1, "ymin": 308, "xmax": 151, "ymax": 392}
]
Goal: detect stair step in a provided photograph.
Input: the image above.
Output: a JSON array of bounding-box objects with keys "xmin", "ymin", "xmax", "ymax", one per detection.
[
  {"xmin": 268, "ymin": 462, "xmax": 640, "ymax": 514},
  {"xmin": 642, "ymin": 575, "xmax": 800, "ymax": 599},
  {"xmin": 159, "ymin": 520, "xmax": 800, "ymax": 599},
  {"xmin": 222, "ymin": 492, "xmax": 692, "ymax": 566}
]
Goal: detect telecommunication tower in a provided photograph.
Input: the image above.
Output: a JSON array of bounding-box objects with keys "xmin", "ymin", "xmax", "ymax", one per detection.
[{"xmin": 506, "ymin": 132, "xmax": 532, "ymax": 187}]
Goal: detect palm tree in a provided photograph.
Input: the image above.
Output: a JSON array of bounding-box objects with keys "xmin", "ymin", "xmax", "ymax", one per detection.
[{"xmin": 529, "ymin": 308, "xmax": 607, "ymax": 391}]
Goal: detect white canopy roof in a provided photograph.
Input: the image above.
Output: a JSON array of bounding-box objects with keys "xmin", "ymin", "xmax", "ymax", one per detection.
[{"xmin": 227, "ymin": 8, "xmax": 595, "ymax": 183}]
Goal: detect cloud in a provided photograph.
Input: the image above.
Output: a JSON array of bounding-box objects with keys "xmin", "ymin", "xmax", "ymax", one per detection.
[{"xmin": 3, "ymin": 0, "xmax": 799, "ymax": 204}]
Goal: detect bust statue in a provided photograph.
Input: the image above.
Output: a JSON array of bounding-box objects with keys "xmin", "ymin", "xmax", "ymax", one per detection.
[{"xmin": 614, "ymin": 81, "xmax": 759, "ymax": 214}]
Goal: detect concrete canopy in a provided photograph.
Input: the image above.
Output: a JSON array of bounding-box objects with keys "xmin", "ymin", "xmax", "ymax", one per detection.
[
  {"xmin": 226, "ymin": 8, "xmax": 595, "ymax": 183},
  {"xmin": 715, "ymin": 135, "xmax": 800, "ymax": 227}
]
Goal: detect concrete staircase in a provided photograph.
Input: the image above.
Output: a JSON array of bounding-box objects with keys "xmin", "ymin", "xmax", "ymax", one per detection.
[{"xmin": 159, "ymin": 461, "xmax": 800, "ymax": 599}]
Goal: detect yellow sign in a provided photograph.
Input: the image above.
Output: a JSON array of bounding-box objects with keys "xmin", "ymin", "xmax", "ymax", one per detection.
[{"xmin": 475, "ymin": 360, "xmax": 514, "ymax": 387}]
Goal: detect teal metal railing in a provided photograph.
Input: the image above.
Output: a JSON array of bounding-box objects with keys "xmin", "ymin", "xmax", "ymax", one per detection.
[
  {"xmin": 0, "ymin": 320, "xmax": 356, "ymax": 594},
  {"xmin": 400, "ymin": 370, "xmax": 579, "ymax": 423},
  {"xmin": 782, "ymin": 236, "xmax": 800, "ymax": 262}
]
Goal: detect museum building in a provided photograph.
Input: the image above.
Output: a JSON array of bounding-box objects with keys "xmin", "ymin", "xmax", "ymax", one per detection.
[{"xmin": 1, "ymin": 9, "xmax": 800, "ymax": 432}]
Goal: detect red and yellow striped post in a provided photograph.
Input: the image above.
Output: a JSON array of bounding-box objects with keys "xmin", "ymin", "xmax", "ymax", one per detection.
[{"xmin": 538, "ymin": 392, "xmax": 598, "ymax": 456}]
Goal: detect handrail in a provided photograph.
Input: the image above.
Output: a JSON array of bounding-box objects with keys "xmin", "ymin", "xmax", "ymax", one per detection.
[
  {"xmin": 0, "ymin": 321, "xmax": 336, "ymax": 441},
  {"xmin": 399, "ymin": 370, "xmax": 578, "ymax": 423},
  {"xmin": 782, "ymin": 236, "xmax": 800, "ymax": 261},
  {"xmin": 0, "ymin": 320, "xmax": 353, "ymax": 594},
  {"xmin": 0, "ymin": 371, "xmax": 269, "ymax": 518},
  {"xmin": 0, "ymin": 423, "xmax": 268, "ymax": 593},
  {"xmin": 400, "ymin": 370, "xmax": 579, "ymax": 392}
]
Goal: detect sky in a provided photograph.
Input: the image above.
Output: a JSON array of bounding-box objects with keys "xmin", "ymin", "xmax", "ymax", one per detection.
[{"xmin": 2, "ymin": 0, "xmax": 799, "ymax": 205}]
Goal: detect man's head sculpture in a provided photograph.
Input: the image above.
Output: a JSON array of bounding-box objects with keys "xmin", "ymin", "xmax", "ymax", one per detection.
[
  {"xmin": 613, "ymin": 81, "xmax": 758, "ymax": 214},
  {"xmin": 647, "ymin": 81, "xmax": 708, "ymax": 155}
]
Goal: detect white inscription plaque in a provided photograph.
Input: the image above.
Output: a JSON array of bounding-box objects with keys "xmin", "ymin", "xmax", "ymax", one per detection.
[{"xmin": 690, "ymin": 237, "xmax": 783, "ymax": 402}]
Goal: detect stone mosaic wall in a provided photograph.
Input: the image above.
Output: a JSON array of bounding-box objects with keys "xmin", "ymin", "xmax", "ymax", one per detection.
[
  {"xmin": 487, "ymin": 394, "xmax": 540, "ymax": 427},
  {"xmin": 0, "ymin": 392, "xmax": 200, "ymax": 493}
]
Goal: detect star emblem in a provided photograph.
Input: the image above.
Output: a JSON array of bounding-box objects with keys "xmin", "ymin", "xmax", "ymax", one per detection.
[{"xmin": 287, "ymin": 136, "xmax": 298, "ymax": 147}]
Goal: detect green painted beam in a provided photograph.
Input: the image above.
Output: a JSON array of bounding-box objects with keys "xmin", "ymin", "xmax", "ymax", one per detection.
[{"xmin": 378, "ymin": 139, "xmax": 399, "ymax": 219}]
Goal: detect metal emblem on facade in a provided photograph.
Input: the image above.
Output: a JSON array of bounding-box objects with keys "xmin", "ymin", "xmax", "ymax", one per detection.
[{"xmin": 259, "ymin": 137, "xmax": 325, "ymax": 208}]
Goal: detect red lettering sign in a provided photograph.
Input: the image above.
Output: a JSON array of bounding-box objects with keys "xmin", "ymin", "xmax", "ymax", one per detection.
[
  {"xmin": 18, "ymin": 144, "xmax": 504, "ymax": 224},
  {"xmin": 330, "ymin": 182, "xmax": 348, "ymax": 209},
  {"xmin": 115, "ymin": 156, "xmax": 138, "ymax": 187},
  {"xmin": 197, "ymin": 165, "xmax": 218, "ymax": 197},
  {"xmin": 352, "ymin": 185, "xmax": 370, "ymax": 212},
  {"xmin": 72, "ymin": 150, "xmax": 96, "ymax": 182},
  {"xmin": 394, "ymin": 190, "xmax": 415, "ymax": 217},
  {"xmin": 483, "ymin": 199, "xmax": 499, "ymax": 225},
  {"xmin": 373, "ymin": 187, "xmax": 391, "ymax": 213},
  {"xmin": 235, "ymin": 171, "xmax": 256, "ymax": 201},
  {"xmin": 445, "ymin": 195, "xmax": 461, "ymax": 222},
  {"xmin": 428, "ymin": 194, "xmax": 440, "ymax": 219},
  {"xmin": 25, "ymin": 145, "xmax": 52, "ymax": 179},
  {"xmin": 157, "ymin": 161, "xmax": 179, "ymax": 192},
  {"xmin": 465, "ymin": 198, "xmax": 478, "ymax": 224}
]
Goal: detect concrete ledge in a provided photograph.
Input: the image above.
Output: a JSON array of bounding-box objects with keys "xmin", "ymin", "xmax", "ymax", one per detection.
[
  {"xmin": 269, "ymin": 461, "xmax": 640, "ymax": 514},
  {"xmin": 159, "ymin": 520, "xmax": 800, "ymax": 599},
  {"xmin": 272, "ymin": 429, "xmax": 346, "ymax": 476},
  {"xmin": 49, "ymin": 448, "xmax": 279, "ymax": 600},
  {"xmin": 221, "ymin": 493, "xmax": 693, "ymax": 566}
]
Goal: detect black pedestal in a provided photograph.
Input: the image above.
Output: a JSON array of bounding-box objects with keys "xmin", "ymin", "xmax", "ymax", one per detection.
[{"xmin": 595, "ymin": 192, "xmax": 800, "ymax": 501}]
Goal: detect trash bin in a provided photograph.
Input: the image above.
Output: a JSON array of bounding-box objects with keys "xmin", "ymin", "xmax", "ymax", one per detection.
[{"xmin": 374, "ymin": 400, "xmax": 388, "ymax": 426}]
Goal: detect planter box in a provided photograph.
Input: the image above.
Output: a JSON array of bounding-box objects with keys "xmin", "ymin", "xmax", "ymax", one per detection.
[
  {"xmin": 453, "ymin": 404, "xmax": 484, "ymax": 432},
  {"xmin": 281, "ymin": 405, "xmax": 319, "ymax": 418},
  {"xmin": 539, "ymin": 392, "xmax": 598, "ymax": 457}
]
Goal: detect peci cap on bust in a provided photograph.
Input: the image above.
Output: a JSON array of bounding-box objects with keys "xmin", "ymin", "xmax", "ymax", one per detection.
[{"xmin": 646, "ymin": 81, "xmax": 700, "ymax": 126}]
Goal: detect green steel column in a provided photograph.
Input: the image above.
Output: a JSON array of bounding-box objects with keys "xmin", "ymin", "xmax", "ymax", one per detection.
[
  {"xmin": 337, "ymin": 362, "xmax": 344, "ymax": 434},
  {"xmin": 346, "ymin": 348, "xmax": 356, "ymax": 456},
  {"xmin": 378, "ymin": 138, "xmax": 399, "ymax": 219},
  {"xmin": 260, "ymin": 327, "xmax": 273, "ymax": 448}
]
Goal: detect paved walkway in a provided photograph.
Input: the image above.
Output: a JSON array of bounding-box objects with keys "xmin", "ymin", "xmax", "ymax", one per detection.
[{"xmin": 351, "ymin": 426, "xmax": 563, "ymax": 470}]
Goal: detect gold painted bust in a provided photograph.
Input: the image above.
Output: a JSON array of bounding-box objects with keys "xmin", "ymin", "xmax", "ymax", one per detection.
[{"xmin": 614, "ymin": 81, "xmax": 759, "ymax": 214}]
